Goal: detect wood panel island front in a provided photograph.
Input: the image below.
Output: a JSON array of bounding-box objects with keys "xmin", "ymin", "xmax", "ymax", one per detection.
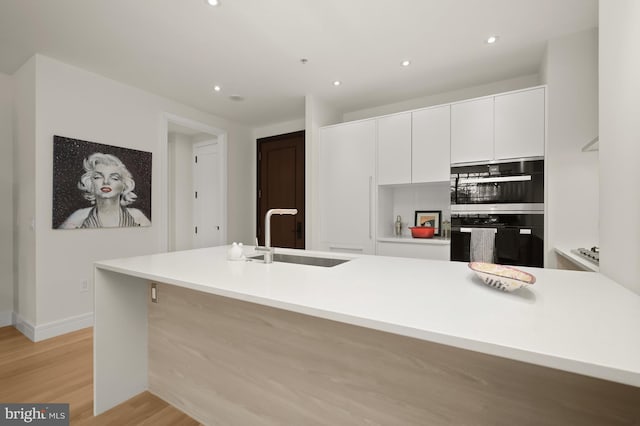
[{"xmin": 94, "ymin": 246, "xmax": 640, "ymax": 425}]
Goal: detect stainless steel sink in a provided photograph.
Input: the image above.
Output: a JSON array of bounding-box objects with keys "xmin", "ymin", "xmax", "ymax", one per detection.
[{"xmin": 248, "ymin": 253, "xmax": 350, "ymax": 267}]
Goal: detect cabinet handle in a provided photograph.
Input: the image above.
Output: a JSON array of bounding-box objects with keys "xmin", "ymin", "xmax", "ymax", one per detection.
[
  {"xmin": 458, "ymin": 175, "xmax": 532, "ymax": 184},
  {"xmin": 296, "ymin": 222, "xmax": 302, "ymax": 239},
  {"xmin": 369, "ymin": 176, "xmax": 373, "ymax": 239},
  {"xmin": 459, "ymin": 227, "xmax": 532, "ymax": 234},
  {"xmin": 329, "ymin": 245, "xmax": 364, "ymax": 252}
]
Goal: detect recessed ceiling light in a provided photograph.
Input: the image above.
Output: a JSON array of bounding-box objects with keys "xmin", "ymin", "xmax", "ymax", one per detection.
[
  {"xmin": 401, "ymin": 60, "xmax": 411, "ymax": 67},
  {"xmin": 486, "ymin": 35, "xmax": 499, "ymax": 44},
  {"xmin": 229, "ymin": 95, "xmax": 245, "ymax": 102},
  {"xmin": 205, "ymin": 0, "xmax": 220, "ymax": 6},
  {"xmin": 213, "ymin": 85, "xmax": 221, "ymax": 92},
  {"xmin": 333, "ymin": 80, "xmax": 341, "ymax": 86}
]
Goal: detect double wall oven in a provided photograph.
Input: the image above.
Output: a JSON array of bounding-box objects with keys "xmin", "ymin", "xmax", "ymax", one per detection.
[{"xmin": 450, "ymin": 159, "xmax": 544, "ymax": 267}]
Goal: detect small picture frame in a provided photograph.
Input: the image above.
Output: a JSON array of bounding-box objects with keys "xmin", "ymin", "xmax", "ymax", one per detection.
[{"xmin": 414, "ymin": 210, "xmax": 442, "ymax": 236}]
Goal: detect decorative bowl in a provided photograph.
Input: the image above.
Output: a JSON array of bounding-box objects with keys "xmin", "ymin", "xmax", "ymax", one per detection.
[
  {"xmin": 468, "ymin": 262, "xmax": 536, "ymax": 292},
  {"xmin": 409, "ymin": 226, "xmax": 435, "ymax": 238}
]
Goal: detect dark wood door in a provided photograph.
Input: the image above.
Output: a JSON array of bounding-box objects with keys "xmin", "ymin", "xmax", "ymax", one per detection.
[{"xmin": 257, "ymin": 131, "xmax": 305, "ymax": 249}]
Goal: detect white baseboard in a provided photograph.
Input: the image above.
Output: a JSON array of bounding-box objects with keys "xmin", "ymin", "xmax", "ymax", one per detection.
[
  {"xmin": 13, "ymin": 312, "xmax": 94, "ymax": 342},
  {"xmin": 0, "ymin": 310, "xmax": 12, "ymax": 327},
  {"xmin": 35, "ymin": 313, "xmax": 94, "ymax": 341},
  {"xmin": 13, "ymin": 312, "xmax": 35, "ymax": 341}
]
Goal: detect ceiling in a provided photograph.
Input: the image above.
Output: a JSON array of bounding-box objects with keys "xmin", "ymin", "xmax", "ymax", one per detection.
[{"xmin": 0, "ymin": 0, "xmax": 597, "ymax": 127}]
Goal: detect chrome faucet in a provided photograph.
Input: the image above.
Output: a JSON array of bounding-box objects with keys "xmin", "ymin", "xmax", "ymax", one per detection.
[{"xmin": 256, "ymin": 208, "xmax": 298, "ymax": 263}]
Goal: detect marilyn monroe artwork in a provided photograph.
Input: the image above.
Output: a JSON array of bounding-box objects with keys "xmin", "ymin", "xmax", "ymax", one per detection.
[{"xmin": 53, "ymin": 135, "xmax": 152, "ymax": 229}]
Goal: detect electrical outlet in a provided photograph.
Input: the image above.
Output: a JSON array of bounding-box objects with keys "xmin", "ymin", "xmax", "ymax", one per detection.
[
  {"xmin": 80, "ymin": 280, "xmax": 89, "ymax": 292},
  {"xmin": 151, "ymin": 283, "xmax": 158, "ymax": 303}
]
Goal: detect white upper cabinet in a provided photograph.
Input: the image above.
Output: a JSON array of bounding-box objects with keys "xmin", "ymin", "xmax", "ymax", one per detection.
[
  {"xmin": 451, "ymin": 87, "xmax": 546, "ymax": 164},
  {"xmin": 377, "ymin": 113, "xmax": 412, "ymax": 185},
  {"xmin": 450, "ymin": 97, "xmax": 494, "ymax": 164},
  {"xmin": 318, "ymin": 120, "xmax": 376, "ymax": 254},
  {"xmin": 378, "ymin": 106, "xmax": 451, "ymax": 185},
  {"xmin": 412, "ymin": 105, "xmax": 451, "ymax": 183},
  {"xmin": 494, "ymin": 87, "xmax": 545, "ymax": 160}
]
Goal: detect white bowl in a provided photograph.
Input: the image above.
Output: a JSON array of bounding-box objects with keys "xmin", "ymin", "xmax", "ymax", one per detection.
[{"xmin": 468, "ymin": 262, "xmax": 536, "ymax": 292}]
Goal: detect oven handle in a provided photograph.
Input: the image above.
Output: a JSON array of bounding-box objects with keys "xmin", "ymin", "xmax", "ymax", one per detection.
[
  {"xmin": 458, "ymin": 175, "xmax": 532, "ymax": 184},
  {"xmin": 458, "ymin": 227, "xmax": 532, "ymax": 235},
  {"xmin": 451, "ymin": 203, "xmax": 544, "ymax": 214}
]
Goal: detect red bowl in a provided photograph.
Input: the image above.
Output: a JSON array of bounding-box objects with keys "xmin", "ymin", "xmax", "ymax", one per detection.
[{"xmin": 409, "ymin": 226, "xmax": 435, "ymax": 238}]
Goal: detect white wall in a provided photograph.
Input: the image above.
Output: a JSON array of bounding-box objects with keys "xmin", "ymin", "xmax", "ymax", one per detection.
[
  {"xmin": 168, "ymin": 133, "xmax": 194, "ymax": 251},
  {"xmin": 168, "ymin": 135, "xmax": 177, "ymax": 250},
  {"xmin": 226, "ymin": 122, "xmax": 254, "ymax": 246},
  {"xmin": 0, "ymin": 72, "xmax": 14, "ymax": 326},
  {"xmin": 15, "ymin": 54, "xmax": 252, "ymax": 339},
  {"xmin": 253, "ymin": 118, "xmax": 304, "ymax": 140},
  {"xmin": 343, "ymin": 74, "xmax": 540, "ymax": 122},
  {"xmin": 599, "ymin": 1, "xmax": 640, "ymax": 294},
  {"xmin": 542, "ymin": 29, "xmax": 599, "ymax": 268},
  {"xmin": 13, "ymin": 57, "xmax": 37, "ymax": 329}
]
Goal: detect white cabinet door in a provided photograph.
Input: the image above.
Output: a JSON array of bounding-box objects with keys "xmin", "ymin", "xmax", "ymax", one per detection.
[
  {"xmin": 318, "ymin": 120, "xmax": 376, "ymax": 254},
  {"xmin": 412, "ymin": 105, "xmax": 451, "ymax": 182},
  {"xmin": 451, "ymin": 97, "xmax": 494, "ymax": 164},
  {"xmin": 377, "ymin": 113, "xmax": 412, "ymax": 185},
  {"xmin": 494, "ymin": 87, "xmax": 545, "ymax": 160}
]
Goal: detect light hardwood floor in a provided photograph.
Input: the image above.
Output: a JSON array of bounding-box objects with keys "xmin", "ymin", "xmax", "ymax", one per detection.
[{"xmin": 0, "ymin": 326, "xmax": 199, "ymax": 425}]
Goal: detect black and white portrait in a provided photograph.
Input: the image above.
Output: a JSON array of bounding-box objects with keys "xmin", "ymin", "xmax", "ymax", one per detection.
[{"xmin": 53, "ymin": 135, "xmax": 152, "ymax": 229}]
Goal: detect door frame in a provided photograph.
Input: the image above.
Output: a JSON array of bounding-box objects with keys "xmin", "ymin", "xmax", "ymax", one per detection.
[
  {"xmin": 192, "ymin": 140, "xmax": 225, "ymax": 248},
  {"xmin": 256, "ymin": 130, "xmax": 305, "ymax": 248},
  {"xmin": 160, "ymin": 113, "xmax": 227, "ymax": 252}
]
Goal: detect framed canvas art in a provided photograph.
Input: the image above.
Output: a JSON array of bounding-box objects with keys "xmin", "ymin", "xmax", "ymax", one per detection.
[
  {"xmin": 414, "ymin": 210, "xmax": 442, "ymax": 236},
  {"xmin": 53, "ymin": 135, "xmax": 152, "ymax": 229}
]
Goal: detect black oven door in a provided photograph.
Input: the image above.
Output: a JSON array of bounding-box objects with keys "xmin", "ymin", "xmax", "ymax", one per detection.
[
  {"xmin": 451, "ymin": 160, "xmax": 544, "ymax": 205},
  {"xmin": 450, "ymin": 213, "xmax": 543, "ymax": 268}
]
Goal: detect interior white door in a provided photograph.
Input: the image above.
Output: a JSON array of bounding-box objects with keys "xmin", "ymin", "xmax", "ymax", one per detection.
[{"xmin": 193, "ymin": 142, "xmax": 224, "ymax": 248}]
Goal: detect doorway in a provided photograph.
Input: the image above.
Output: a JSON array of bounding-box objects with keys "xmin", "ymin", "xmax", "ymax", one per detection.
[
  {"xmin": 165, "ymin": 116, "xmax": 227, "ymax": 252},
  {"xmin": 257, "ymin": 131, "xmax": 305, "ymax": 249}
]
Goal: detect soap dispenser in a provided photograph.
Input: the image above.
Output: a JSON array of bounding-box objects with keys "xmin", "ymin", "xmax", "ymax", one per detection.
[{"xmin": 227, "ymin": 242, "xmax": 244, "ymax": 260}]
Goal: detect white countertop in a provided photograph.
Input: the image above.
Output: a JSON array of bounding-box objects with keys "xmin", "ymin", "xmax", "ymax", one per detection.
[
  {"xmin": 554, "ymin": 246, "xmax": 599, "ymax": 272},
  {"xmin": 95, "ymin": 245, "xmax": 640, "ymax": 388}
]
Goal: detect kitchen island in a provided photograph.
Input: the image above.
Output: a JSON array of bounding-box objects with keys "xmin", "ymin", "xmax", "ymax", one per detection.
[{"xmin": 94, "ymin": 246, "xmax": 640, "ymax": 424}]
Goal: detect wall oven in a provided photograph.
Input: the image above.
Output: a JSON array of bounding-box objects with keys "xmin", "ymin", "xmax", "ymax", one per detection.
[{"xmin": 450, "ymin": 160, "xmax": 544, "ymax": 267}]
